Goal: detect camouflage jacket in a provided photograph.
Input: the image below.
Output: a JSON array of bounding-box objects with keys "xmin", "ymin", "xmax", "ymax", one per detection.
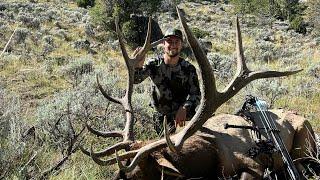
[{"xmin": 134, "ymin": 56, "xmax": 200, "ymax": 118}]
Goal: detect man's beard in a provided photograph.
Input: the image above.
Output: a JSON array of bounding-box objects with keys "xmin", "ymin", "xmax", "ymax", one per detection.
[{"xmin": 167, "ymin": 50, "xmax": 180, "ymax": 57}]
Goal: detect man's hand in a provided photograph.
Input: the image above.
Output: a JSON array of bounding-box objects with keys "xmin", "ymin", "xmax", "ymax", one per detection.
[
  {"xmin": 175, "ymin": 106, "xmax": 187, "ymax": 127},
  {"xmin": 132, "ymin": 47, "xmax": 145, "ymax": 68}
]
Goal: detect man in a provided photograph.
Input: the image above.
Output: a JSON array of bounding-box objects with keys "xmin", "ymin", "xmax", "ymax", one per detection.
[{"xmin": 133, "ymin": 28, "xmax": 200, "ymax": 135}]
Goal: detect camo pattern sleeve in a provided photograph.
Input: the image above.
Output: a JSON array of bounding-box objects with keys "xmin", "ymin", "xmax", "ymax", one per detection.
[{"xmin": 134, "ymin": 58, "xmax": 159, "ymax": 84}]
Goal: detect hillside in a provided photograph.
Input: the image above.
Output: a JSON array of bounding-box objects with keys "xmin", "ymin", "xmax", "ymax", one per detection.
[{"xmin": 0, "ymin": 0, "xmax": 319, "ymax": 179}]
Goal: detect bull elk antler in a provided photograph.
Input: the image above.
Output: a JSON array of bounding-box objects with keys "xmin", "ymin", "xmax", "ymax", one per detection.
[
  {"xmin": 81, "ymin": 7, "xmax": 302, "ymax": 172},
  {"xmin": 166, "ymin": 9, "xmax": 302, "ymax": 153},
  {"xmin": 80, "ymin": 17, "xmax": 166, "ymax": 160}
]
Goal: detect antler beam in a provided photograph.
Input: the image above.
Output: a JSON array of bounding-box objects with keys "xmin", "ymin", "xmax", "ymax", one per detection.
[{"xmin": 81, "ymin": 17, "xmax": 167, "ymax": 162}]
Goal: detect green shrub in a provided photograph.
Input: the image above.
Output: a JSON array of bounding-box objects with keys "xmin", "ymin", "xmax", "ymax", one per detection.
[
  {"xmin": 231, "ymin": 0, "xmax": 270, "ymax": 15},
  {"xmin": 231, "ymin": 0, "xmax": 306, "ymax": 23},
  {"xmin": 307, "ymin": 62, "xmax": 320, "ymax": 80},
  {"xmin": 76, "ymin": 0, "xmax": 95, "ymax": 8},
  {"xmin": 63, "ymin": 57, "xmax": 94, "ymax": 86},
  {"xmin": 122, "ymin": 20, "xmax": 138, "ymax": 47},
  {"xmin": 289, "ymin": 16, "xmax": 307, "ymax": 34},
  {"xmin": 89, "ymin": 0, "xmax": 114, "ymax": 32},
  {"xmin": 35, "ymin": 70, "xmax": 156, "ymax": 177},
  {"xmin": 89, "ymin": 0, "xmax": 166, "ymax": 47},
  {"xmin": 245, "ymin": 79, "xmax": 288, "ymax": 108},
  {"xmin": 0, "ymin": 89, "xmax": 37, "ymax": 179},
  {"xmin": 90, "ymin": 0, "xmax": 162, "ymax": 33},
  {"xmin": 191, "ymin": 27, "xmax": 210, "ymax": 39}
]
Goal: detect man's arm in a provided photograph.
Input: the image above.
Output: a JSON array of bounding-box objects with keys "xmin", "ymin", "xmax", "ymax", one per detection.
[
  {"xmin": 134, "ymin": 67, "xmax": 150, "ymax": 84},
  {"xmin": 132, "ymin": 47, "xmax": 150, "ymax": 84}
]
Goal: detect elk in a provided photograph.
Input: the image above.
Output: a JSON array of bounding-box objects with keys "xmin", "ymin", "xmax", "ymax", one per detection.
[{"xmin": 81, "ymin": 7, "xmax": 317, "ymax": 179}]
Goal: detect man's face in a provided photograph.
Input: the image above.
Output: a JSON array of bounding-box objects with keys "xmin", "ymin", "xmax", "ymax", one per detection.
[{"xmin": 163, "ymin": 36, "xmax": 182, "ymax": 57}]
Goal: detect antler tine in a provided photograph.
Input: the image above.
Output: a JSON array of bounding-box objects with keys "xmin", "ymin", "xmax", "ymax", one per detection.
[
  {"xmin": 135, "ymin": 17, "xmax": 152, "ymax": 62},
  {"xmin": 91, "ymin": 150, "xmax": 139, "ymax": 166},
  {"xmin": 115, "ymin": 139, "xmax": 168, "ymax": 172},
  {"xmin": 85, "ymin": 120, "xmax": 123, "ymax": 138},
  {"xmin": 163, "ymin": 116, "xmax": 177, "ymax": 153},
  {"xmin": 115, "ymin": 150, "xmax": 126, "ymax": 170},
  {"xmin": 89, "ymin": 76, "xmax": 127, "ymax": 140},
  {"xmin": 116, "ymin": 17, "xmax": 131, "ymax": 64},
  {"xmin": 249, "ymin": 69, "xmax": 303, "ymax": 79},
  {"xmin": 97, "ymin": 75, "xmax": 122, "ymax": 104},
  {"xmin": 83, "ymin": 107, "xmax": 133, "ymax": 155},
  {"xmin": 221, "ymin": 17, "xmax": 303, "ymax": 103},
  {"xmin": 235, "ymin": 16, "xmax": 249, "ymax": 74},
  {"xmin": 102, "ymin": 117, "xmax": 172, "ymax": 171},
  {"xmin": 92, "ymin": 154, "xmax": 118, "ymax": 166},
  {"xmin": 80, "ymin": 141, "xmax": 132, "ymax": 158}
]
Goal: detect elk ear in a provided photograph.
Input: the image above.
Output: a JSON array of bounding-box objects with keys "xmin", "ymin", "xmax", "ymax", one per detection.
[{"xmin": 156, "ymin": 157, "xmax": 184, "ymax": 178}]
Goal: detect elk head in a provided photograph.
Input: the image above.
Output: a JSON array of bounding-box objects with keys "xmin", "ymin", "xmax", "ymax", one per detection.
[{"xmin": 80, "ymin": 7, "xmax": 302, "ymax": 178}]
